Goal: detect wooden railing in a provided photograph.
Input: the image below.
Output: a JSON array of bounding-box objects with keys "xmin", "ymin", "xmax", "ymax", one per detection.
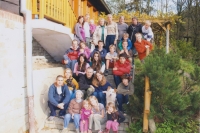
[{"xmin": 29, "ymin": 0, "xmax": 77, "ymax": 31}]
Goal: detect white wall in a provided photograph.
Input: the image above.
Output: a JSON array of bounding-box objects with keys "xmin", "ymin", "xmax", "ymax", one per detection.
[
  {"xmin": 0, "ymin": 10, "xmax": 28, "ymax": 133},
  {"xmin": 33, "ymin": 67, "xmax": 64, "ymax": 131}
]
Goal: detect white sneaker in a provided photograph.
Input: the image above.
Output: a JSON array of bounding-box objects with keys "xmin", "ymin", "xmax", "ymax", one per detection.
[
  {"xmin": 76, "ymin": 129, "xmax": 80, "ymax": 133},
  {"xmin": 61, "ymin": 128, "xmax": 69, "ymax": 133},
  {"xmin": 48, "ymin": 116, "xmax": 55, "ymax": 121}
]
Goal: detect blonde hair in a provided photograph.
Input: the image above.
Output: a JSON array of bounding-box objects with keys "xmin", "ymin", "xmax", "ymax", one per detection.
[
  {"xmin": 109, "ymin": 44, "xmax": 116, "ymax": 50},
  {"xmin": 135, "ymin": 33, "xmax": 142, "ymax": 37},
  {"xmin": 64, "ymin": 68, "xmax": 73, "ymax": 79},
  {"xmin": 123, "ymin": 33, "xmax": 129, "ymax": 38},
  {"xmin": 106, "ymin": 102, "xmax": 117, "ymax": 113},
  {"xmin": 145, "ymin": 20, "xmax": 151, "ymax": 26},
  {"xmin": 82, "ymin": 100, "xmax": 91, "ymax": 110},
  {"xmin": 89, "ymin": 96, "xmax": 99, "ymax": 111}
]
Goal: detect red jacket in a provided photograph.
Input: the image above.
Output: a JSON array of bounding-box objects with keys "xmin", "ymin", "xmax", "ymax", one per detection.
[
  {"xmin": 134, "ymin": 40, "xmax": 153, "ymax": 60},
  {"xmin": 113, "ymin": 60, "xmax": 131, "ymax": 76},
  {"xmin": 65, "ymin": 48, "xmax": 79, "ymax": 60}
]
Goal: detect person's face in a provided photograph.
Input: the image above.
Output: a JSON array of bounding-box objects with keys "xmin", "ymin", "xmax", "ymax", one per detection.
[
  {"xmin": 122, "ymin": 79, "xmax": 129, "ymax": 86},
  {"xmin": 56, "ymin": 77, "xmax": 64, "ymax": 86},
  {"xmin": 85, "ymin": 15, "xmax": 90, "ymax": 21},
  {"xmin": 123, "ymin": 36, "xmax": 128, "ymax": 40},
  {"xmin": 80, "ymin": 43, "xmax": 85, "ymax": 48},
  {"xmin": 136, "ymin": 34, "xmax": 142, "ymax": 41},
  {"xmin": 107, "ymin": 15, "xmax": 112, "ymax": 21},
  {"xmin": 86, "ymin": 69, "xmax": 93, "ymax": 78},
  {"xmin": 80, "ymin": 56, "xmax": 84, "ymax": 63},
  {"xmin": 94, "ymin": 53, "xmax": 99, "ymax": 61},
  {"xmin": 119, "ymin": 57, "xmax": 126, "ymax": 64},
  {"xmin": 96, "ymin": 73, "xmax": 103, "ymax": 81},
  {"xmin": 145, "ymin": 24, "xmax": 150, "ymax": 29},
  {"xmin": 132, "ymin": 19, "xmax": 137, "ymax": 25},
  {"xmin": 65, "ymin": 70, "xmax": 71, "ymax": 79},
  {"xmin": 119, "ymin": 17, "xmax": 124, "ymax": 23},
  {"xmin": 99, "ymin": 20, "xmax": 104, "ymax": 26},
  {"xmin": 84, "ymin": 102, "xmax": 89, "ymax": 109},
  {"xmin": 110, "ymin": 47, "xmax": 115, "ymax": 53},
  {"xmin": 122, "ymin": 42, "xmax": 128, "ymax": 49},
  {"xmin": 98, "ymin": 42, "xmax": 103, "ymax": 48},
  {"xmin": 79, "ymin": 17, "xmax": 84, "ymax": 23},
  {"xmin": 76, "ymin": 92, "xmax": 82, "ymax": 100},
  {"xmin": 108, "ymin": 106, "xmax": 114, "ymax": 113},
  {"xmin": 72, "ymin": 41, "xmax": 78, "ymax": 49},
  {"xmin": 90, "ymin": 98, "xmax": 98, "ymax": 106},
  {"xmin": 90, "ymin": 20, "xmax": 94, "ymax": 24}
]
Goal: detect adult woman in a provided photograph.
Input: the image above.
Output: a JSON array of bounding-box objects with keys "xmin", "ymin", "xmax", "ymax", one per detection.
[
  {"xmin": 117, "ymin": 74, "xmax": 134, "ymax": 112},
  {"xmin": 92, "ymin": 72, "xmax": 111, "ymax": 107},
  {"xmin": 73, "ymin": 54, "xmax": 90, "ymax": 82},
  {"xmin": 74, "ymin": 16, "xmax": 85, "ymax": 43},
  {"xmin": 105, "ymin": 14, "xmax": 118, "ymax": 52},
  {"xmin": 64, "ymin": 68, "xmax": 79, "ymax": 100},
  {"xmin": 90, "ymin": 51, "xmax": 105, "ymax": 73},
  {"xmin": 62, "ymin": 90, "xmax": 83, "ymax": 133},
  {"xmin": 79, "ymin": 41, "xmax": 91, "ymax": 59},
  {"xmin": 93, "ymin": 18, "xmax": 107, "ymax": 48},
  {"xmin": 88, "ymin": 96, "xmax": 106, "ymax": 133}
]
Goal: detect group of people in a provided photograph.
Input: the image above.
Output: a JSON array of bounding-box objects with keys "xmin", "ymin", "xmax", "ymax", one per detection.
[{"xmin": 48, "ymin": 14, "xmax": 153, "ymax": 133}]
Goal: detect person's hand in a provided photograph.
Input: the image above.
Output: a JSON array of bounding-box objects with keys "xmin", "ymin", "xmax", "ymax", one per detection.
[
  {"xmin": 113, "ymin": 67, "xmax": 117, "ymax": 70},
  {"xmin": 90, "ymin": 85, "xmax": 95, "ymax": 91},
  {"xmin": 76, "ymin": 71, "xmax": 79, "ymax": 76},
  {"xmin": 120, "ymin": 50, "xmax": 124, "ymax": 54},
  {"xmin": 64, "ymin": 60, "xmax": 68, "ymax": 64},
  {"xmin": 114, "ymin": 119, "xmax": 117, "ymax": 122},
  {"xmin": 114, "ymin": 40, "xmax": 117, "ymax": 45},
  {"xmin": 82, "ymin": 120, "xmax": 85, "ymax": 124},
  {"xmin": 72, "ymin": 114, "xmax": 74, "ymax": 119},
  {"xmin": 57, "ymin": 103, "xmax": 64, "ymax": 109},
  {"xmin": 101, "ymin": 115, "xmax": 104, "ymax": 118},
  {"xmin": 145, "ymin": 45, "xmax": 150, "ymax": 48}
]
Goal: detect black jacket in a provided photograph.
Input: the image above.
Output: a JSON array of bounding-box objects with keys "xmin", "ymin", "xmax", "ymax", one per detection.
[
  {"xmin": 127, "ymin": 23, "xmax": 142, "ymax": 45},
  {"xmin": 79, "ymin": 75, "xmax": 94, "ymax": 90},
  {"xmin": 107, "ymin": 111, "xmax": 125, "ymax": 123}
]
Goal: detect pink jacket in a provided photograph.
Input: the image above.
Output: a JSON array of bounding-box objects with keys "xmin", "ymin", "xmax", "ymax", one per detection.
[
  {"xmin": 73, "ymin": 63, "xmax": 90, "ymax": 74},
  {"xmin": 79, "ymin": 46, "xmax": 91, "ymax": 59},
  {"xmin": 80, "ymin": 108, "xmax": 92, "ymax": 120}
]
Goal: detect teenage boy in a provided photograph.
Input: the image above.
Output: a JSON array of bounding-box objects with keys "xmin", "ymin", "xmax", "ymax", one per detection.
[
  {"xmin": 119, "ymin": 41, "xmax": 133, "ymax": 64},
  {"xmin": 48, "ymin": 75, "xmax": 70, "ymax": 121},
  {"xmin": 90, "ymin": 40, "xmax": 107, "ymax": 61},
  {"xmin": 105, "ymin": 45, "xmax": 118, "ymax": 76},
  {"xmin": 63, "ymin": 40, "xmax": 79, "ymax": 71},
  {"xmin": 113, "ymin": 53, "xmax": 131, "ymax": 87}
]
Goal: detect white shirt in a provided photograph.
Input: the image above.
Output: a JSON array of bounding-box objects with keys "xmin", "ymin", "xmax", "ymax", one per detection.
[
  {"xmin": 57, "ymin": 86, "xmax": 62, "ymax": 95},
  {"xmin": 106, "ymin": 52, "xmax": 118, "ymax": 62},
  {"xmin": 142, "ymin": 26, "xmax": 154, "ymax": 41},
  {"xmin": 84, "ymin": 22, "xmax": 90, "ymax": 37}
]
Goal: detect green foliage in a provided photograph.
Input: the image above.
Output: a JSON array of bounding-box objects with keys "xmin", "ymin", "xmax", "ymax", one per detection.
[{"xmin": 125, "ymin": 120, "xmax": 143, "ymax": 133}]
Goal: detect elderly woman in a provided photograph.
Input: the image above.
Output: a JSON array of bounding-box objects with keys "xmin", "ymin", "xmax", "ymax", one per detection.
[
  {"xmin": 93, "ymin": 18, "xmax": 107, "ymax": 49},
  {"xmin": 62, "ymin": 90, "xmax": 83, "ymax": 133},
  {"xmin": 105, "ymin": 14, "xmax": 118, "ymax": 52},
  {"xmin": 92, "ymin": 72, "xmax": 111, "ymax": 107},
  {"xmin": 88, "ymin": 96, "xmax": 106, "ymax": 133}
]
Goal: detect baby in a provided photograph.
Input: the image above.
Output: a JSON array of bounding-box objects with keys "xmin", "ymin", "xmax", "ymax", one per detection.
[{"xmin": 89, "ymin": 19, "xmax": 96, "ymax": 37}]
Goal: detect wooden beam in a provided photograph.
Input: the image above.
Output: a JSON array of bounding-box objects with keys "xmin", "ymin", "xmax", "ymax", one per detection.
[
  {"xmin": 157, "ymin": 22, "xmax": 166, "ymax": 31},
  {"xmin": 74, "ymin": 0, "xmax": 81, "ymax": 18},
  {"xmin": 82, "ymin": 0, "xmax": 87, "ymax": 15},
  {"xmin": 166, "ymin": 24, "xmax": 170, "ymax": 54}
]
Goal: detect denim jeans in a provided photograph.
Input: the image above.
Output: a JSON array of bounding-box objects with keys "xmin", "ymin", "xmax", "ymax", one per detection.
[
  {"xmin": 116, "ymin": 94, "xmax": 129, "ymax": 111},
  {"xmin": 69, "ymin": 90, "xmax": 76, "ymax": 100},
  {"xmin": 63, "ymin": 55, "xmax": 77, "ymax": 71},
  {"xmin": 93, "ymin": 91, "xmax": 106, "ymax": 107},
  {"xmin": 105, "ymin": 35, "xmax": 116, "ymax": 52},
  {"xmin": 64, "ymin": 114, "xmax": 80, "ymax": 129},
  {"xmin": 113, "ymin": 75, "xmax": 122, "ymax": 87},
  {"xmin": 48, "ymin": 101, "xmax": 68, "ymax": 116}
]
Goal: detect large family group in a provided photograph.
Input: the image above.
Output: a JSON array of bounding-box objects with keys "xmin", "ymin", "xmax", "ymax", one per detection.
[{"xmin": 47, "ymin": 14, "xmax": 153, "ymax": 133}]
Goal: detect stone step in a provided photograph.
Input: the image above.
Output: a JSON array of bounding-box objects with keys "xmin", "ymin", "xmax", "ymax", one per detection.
[{"xmin": 44, "ymin": 116, "xmax": 130, "ymax": 132}]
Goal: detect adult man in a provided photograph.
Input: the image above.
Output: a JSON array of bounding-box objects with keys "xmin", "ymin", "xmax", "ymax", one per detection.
[
  {"xmin": 113, "ymin": 53, "xmax": 131, "ymax": 87},
  {"xmin": 84, "ymin": 14, "xmax": 91, "ymax": 48},
  {"xmin": 48, "ymin": 75, "xmax": 70, "ymax": 121},
  {"xmin": 117, "ymin": 16, "xmax": 128, "ymax": 41},
  {"xmin": 63, "ymin": 40, "xmax": 79, "ymax": 71},
  {"xmin": 127, "ymin": 17, "xmax": 142, "ymax": 55},
  {"xmin": 79, "ymin": 67, "xmax": 95, "ymax": 97}
]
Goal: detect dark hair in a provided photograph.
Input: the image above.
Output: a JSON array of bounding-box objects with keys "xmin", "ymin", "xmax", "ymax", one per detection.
[
  {"xmin": 77, "ymin": 16, "xmax": 84, "ymax": 26},
  {"xmin": 98, "ymin": 40, "xmax": 104, "ymax": 44},
  {"xmin": 91, "ymin": 51, "xmax": 102, "ymax": 71},
  {"xmin": 79, "ymin": 41, "xmax": 86, "ymax": 48},
  {"xmin": 121, "ymin": 74, "xmax": 132, "ymax": 81},
  {"xmin": 132, "ymin": 16, "xmax": 138, "ymax": 21},
  {"xmin": 119, "ymin": 53, "xmax": 127, "ymax": 58},
  {"xmin": 56, "ymin": 75, "xmax": 64, "ymax": 79},
  {"xmin": 77, "ymin": 54, "xmax": 88, "ymax": 72}
]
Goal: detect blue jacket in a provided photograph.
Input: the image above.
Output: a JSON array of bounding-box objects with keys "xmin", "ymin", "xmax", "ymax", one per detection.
[
  {"xmin": 118, "ymin": 38, "xmax": 132, "ymax": 51},
  {"xmin": 94, "ymin": 82, "xmax": 111, "ymax": 92},
  {"xmin": 90, "ymin": 48, "xmax": 107, "ymax": 59},
  {"xmin": 48, "ymin": 83, "xmax": 70, "ymax": 106}
]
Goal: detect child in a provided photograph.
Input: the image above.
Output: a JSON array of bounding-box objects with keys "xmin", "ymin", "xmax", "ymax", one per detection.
[
  {"xmin": 89, "ymin": 19, "xmax": 96, "ymax": 37},
  {"xmin": 118, "ymin": 33, "xmax": 132, "ymax": 53},
  {"xmin": 105, "ymin": 45, "xmax": 118, "ymax": 76},
  {"xmin": 104, "ymin": 102, "xmax": 125, "ymax": 133},
  {"xmin": 119, "ymin": 41, "xmax": 133, "ymax": 64},
  {"xmin": 80, "ymin": 100, "xmax": 92, "ymax": 133},
  {"xmin": 142, "ymin": 20, "xmax": 154, "ymax": 42}
]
